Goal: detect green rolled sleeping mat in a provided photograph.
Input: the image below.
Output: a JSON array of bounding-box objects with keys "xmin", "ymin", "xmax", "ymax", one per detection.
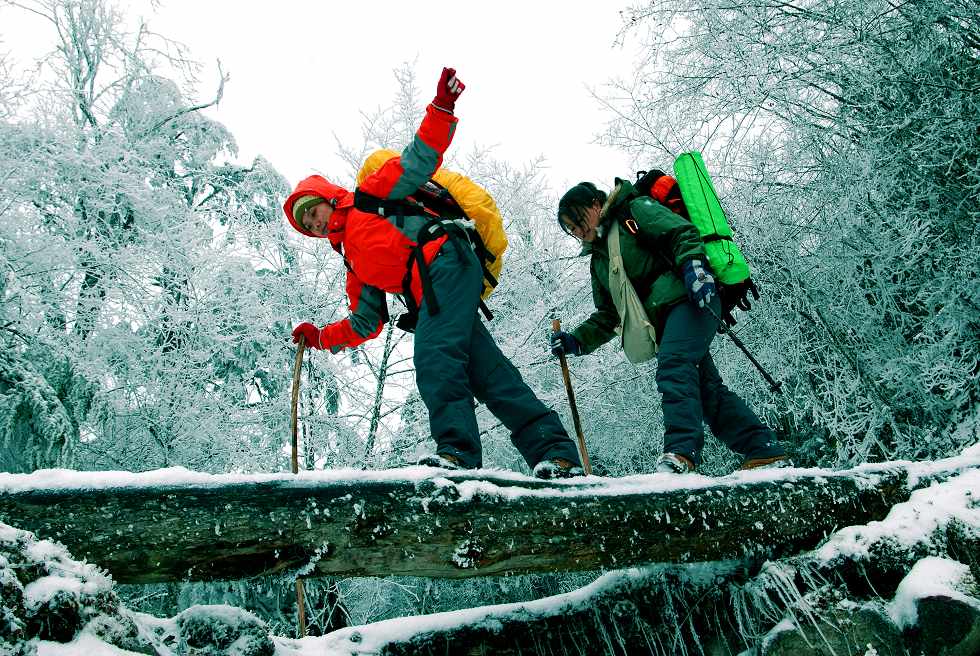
[{"xmin": 673, "ymin": 151, "xmax": 751, "ymax": 286}]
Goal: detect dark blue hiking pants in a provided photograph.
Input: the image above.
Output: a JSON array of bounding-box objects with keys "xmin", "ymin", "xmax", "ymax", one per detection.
[
  {"xmin": 414, "ymin": 246, "xmax": 581, "ymax": 469},
  {"xmin": 655, "ymin": 297, "xmax": 784, "ymax": 466}
]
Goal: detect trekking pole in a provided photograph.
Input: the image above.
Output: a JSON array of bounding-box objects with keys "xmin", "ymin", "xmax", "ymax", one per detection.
[
  {"xmin": 289, "ymin": 335, "xmax": 308, "ymax": 637},
  {"xmin": 656, "ymin": 249, "xmax": 782, "ymax": 394},
  {"xmin": 552, "ymin": 319, "xmax": 592, "ymax": 475},
  {"xmin": 705, "ymin": 305, "xmax": 783, "ymax": 394}
]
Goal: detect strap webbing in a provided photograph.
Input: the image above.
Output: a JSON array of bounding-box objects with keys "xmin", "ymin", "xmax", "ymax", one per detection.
[{"xmin": 355, "ymin": 189, "xmax": 496, "ymax": 322}]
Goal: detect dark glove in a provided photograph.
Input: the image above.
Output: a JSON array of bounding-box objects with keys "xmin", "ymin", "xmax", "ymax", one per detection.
[
  {"xmin": 682, "ymin": 259, "xmax": 717, "ymax": 309},
  {"xmin": 720, "ymin": 279, "xmax": 760, "ymax": 327},
  {"xmin": 739, "ymin": 279, "xmax": 760, "ymax": 310},
  {"xmin": 433, "ymin": 67, "xmax": 465, "ymax": 113},
  {"xmin": 291, "ymin": 322, "xmax": 323, "ymax": 350},
  {"xmin": 550, "ymin": 330, "xmax": 580, "ymax": 357}
]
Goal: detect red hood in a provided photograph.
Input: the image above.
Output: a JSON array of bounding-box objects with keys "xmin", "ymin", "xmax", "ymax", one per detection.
[{"xmin": 283, "ymin": 175, "xmax": 353, "ymax": 249}]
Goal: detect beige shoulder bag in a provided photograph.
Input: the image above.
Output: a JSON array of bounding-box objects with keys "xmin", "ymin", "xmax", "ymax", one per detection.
[{"xmin": 607, "ymin": 221, "xmax": 658, "ymax": 363}]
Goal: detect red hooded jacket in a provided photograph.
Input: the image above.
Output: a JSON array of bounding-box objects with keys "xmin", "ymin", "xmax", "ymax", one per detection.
[{"xmin": 283, "ymin": 104, "xmax": 458, "ymax": 351}]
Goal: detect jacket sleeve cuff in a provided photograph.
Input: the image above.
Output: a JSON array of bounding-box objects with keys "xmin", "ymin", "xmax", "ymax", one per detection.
[
  {"xmin": 571, "ymin": 327, "xmax": 607, "ymax": 356},
  {"xmin": 319, "ymin": 322, "xmax": 349, "ymax": 352},
  {"xmin": 677, "ymin": 255, "xmax": 709, "ymax": 273}
]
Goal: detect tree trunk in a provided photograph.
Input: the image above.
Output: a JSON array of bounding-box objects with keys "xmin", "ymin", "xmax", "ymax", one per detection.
[
  {"xmin": 351, "ymin": 564, "xmax": 746, "ymax": 656},
  {"xmin": 363, "ymin": 320, "xmax": 396, "ymax": 460},
  {"xmin": 0, "ymin": 458, "xmax": 974, "ymax": 584},
  {"xmin": 317, "ymin": 468, "xmax": 980, "ymax": 656}
]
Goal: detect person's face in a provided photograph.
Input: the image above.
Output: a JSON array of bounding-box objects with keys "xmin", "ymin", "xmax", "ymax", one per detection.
[
  {"xmin": 561, "ymin": 201, "xmax": 602, "ymax": 242},
  {"xmin": 302, "ymin": 202, "xmax": 333, "ymax": 237}
]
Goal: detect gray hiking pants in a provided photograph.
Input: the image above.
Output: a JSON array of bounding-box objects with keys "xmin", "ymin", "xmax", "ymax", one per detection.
[
  {"xmin": 655, "ymin": 297, "xmax": 784, "ymax": 466},
  {"xmin": 414, "ymin": 246, "xmax": 581, "ymax": 469}
]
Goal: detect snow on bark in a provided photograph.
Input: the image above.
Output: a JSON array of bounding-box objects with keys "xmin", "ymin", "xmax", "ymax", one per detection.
[
  {"xmin": 5, "ymin": 455, "xmax": 975, "ymax": 584},
  {"xmin": 0, "ymin": 457, "xmax": 980, "ymax": 583},
  {"xmin": 1, "ymin": 450, "xmax": 978, "ymax": 655},
  {"xmin": 286, "ymin": 463, "xmax": 980, "ymax": 656}
]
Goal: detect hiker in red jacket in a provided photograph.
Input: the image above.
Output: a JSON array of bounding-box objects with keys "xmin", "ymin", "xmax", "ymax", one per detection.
[{"xmin": 283, "ymin": 68, "xmax": 582, "ymax": 479}]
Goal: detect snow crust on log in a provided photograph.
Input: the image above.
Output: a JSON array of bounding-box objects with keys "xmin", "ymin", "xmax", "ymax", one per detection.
[
  {"xmin": 2, "ymin": 449, "xmax": 978, "ymax": 585},
  {"xmin": 3, "ymin": 445, "xmax": 978, "ymax": 498},
  {"xmin": 814, "ymin": 468, "xmax": 980, "ymax": 564}
]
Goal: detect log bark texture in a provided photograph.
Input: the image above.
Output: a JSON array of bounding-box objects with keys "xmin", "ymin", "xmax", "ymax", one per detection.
[
  {"xmin": 0, "ymin": 461, "xmax": 968, "ymax": 584},
  {"xmin": 319, "ymin": 467, "xmax": 980, "ymax": 656},
  {"xmin": 343, "ymin": 563, "xmax": 750, "ymax": 656}
]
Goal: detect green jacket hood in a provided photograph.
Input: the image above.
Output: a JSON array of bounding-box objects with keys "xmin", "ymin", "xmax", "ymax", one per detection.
[
  {"xmin": 601, "ymin": 178, "xmax": 637, "ymax": 219},
  {"xmin": 579, "ymin": 178, "xmax": 637, "ymax": 256}
]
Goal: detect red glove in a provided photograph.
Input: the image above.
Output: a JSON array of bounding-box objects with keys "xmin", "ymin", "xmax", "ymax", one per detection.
[
  {"xmin": 291, "ymin": 322, "xmax": 323, "ymax": 350},
  {"xmin": 432, "ymin": 67, "xmax": 465, "ymax": 113}
]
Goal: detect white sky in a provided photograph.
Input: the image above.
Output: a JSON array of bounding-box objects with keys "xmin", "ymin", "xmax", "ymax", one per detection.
[{"xmin": 2, "ymin": 0, "xmax": 643, "ymax": 195}]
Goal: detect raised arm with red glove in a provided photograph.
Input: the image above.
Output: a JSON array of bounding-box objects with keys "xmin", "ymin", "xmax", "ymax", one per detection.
[
  {"xmin": 358, "ymin": 68, "xmax": 462, "ymax": 204},
  {"xmin": 432, "ymin": 67, "xmax": 465, "ymax": 114}
]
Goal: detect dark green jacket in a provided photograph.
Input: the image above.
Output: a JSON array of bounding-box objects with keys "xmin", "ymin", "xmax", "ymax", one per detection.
[{"xmin": 570, "ymin": 181, "xmax": 706, "ymax": 354}]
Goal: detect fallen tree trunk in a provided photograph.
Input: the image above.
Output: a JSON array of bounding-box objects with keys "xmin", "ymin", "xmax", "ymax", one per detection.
[
  {"xmin": 311, "ymin": 562, "xmax": 751, "ymax": 656},
  {"xmin": 0, "ymin": 457, "xmax": 975, "ymax": 584},
  {"xmin": 304, "ymin": 467, "xmax": 980, "ymax": 656}
]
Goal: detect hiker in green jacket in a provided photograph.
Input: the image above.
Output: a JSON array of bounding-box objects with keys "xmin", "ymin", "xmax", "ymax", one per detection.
[{"xmin": 550, "ymin": 180, "xmax": 788, "ymax": 474}]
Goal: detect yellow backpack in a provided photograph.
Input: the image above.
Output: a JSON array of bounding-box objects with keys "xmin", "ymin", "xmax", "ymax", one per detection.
[{"xmin": 356, "ymin": 149, "xmax": 507, "ymax": 300}]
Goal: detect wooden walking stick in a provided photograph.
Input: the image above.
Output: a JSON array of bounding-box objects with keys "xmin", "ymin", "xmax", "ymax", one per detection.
[
  {"xmin": 290, "ymin": 335, "xmax": 308, "ymax": 637},
  {"xmin": 552, "ymin": 319, "xmax": 592, "ymax": 475},
  {"xmin": 290, "ymin": 335, "xmax": 306, "ymax": 475}
]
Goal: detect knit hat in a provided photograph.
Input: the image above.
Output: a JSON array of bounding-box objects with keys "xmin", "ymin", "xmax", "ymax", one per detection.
[{"xmin": 292, "ymin": 195, "xmax": 326, "ymax": 226}]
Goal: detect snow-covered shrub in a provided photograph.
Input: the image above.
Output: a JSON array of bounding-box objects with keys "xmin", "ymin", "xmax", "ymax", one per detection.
[
  {"xmin": 175, "ymin": 605, "xmax": 273, "ymax": 656},
  {"xmin": 1, "ymin": 522, "xmax": 284, "ymax": 654},
  {"xmin": 0, "ymin": 522, "xmax": 164, "ymax": 654},
  {"xmin": 1, "ymin": 524, "xmax": 114, "ymax": 642},
  {"xmin": 0, "ymin": 553, "xmax": 27, "ymax": 648}
]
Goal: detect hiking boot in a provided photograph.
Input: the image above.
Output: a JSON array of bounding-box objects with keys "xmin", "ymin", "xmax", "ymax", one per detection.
[
  {"xmin": 655, "ymin": 453, "xmax": 695, "ymax": 474},
  {"xmin": 739, "ymin": 454, "xmax": 792, "ymax": 470},
  {"xmin": 417, "ymin": 453, "xmax": 464, "ymax": 470},
  {"xmin": 532, "ymin": 458, "xmax": 584, "ymax": 480}
]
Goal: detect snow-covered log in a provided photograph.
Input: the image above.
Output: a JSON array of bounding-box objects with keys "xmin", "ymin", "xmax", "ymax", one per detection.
[
  {"xmin": 289, "ymin": 466, "xmax": 980, "ymax": 656},
  {"xmin": 298, "ymin": 562, "xmax": 749, "ymax": 656},
  {"xmin": 0, "ymin": 457, "xmax": 976, "ymax": 585}
]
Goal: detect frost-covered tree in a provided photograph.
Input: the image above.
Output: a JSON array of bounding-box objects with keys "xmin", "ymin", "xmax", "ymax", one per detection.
[
  {"xmin": 603, "ymin": 0, "xmax": 980, "ymax": 466},
  {"xmin": 0, "ymin": 0, "xmax": 324, "ymax": 473}
]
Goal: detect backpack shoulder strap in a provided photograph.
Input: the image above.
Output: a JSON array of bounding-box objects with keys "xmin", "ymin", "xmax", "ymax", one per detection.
[{"xmin": 352, "ymin": 189, "xmax": 426, "ymax": 218}]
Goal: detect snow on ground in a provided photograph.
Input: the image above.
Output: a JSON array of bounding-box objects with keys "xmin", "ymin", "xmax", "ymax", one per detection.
[
  {"xmin": 37, "ymin": 633, "xmax": 145, "ymax": 655},
  {"xmin": 813, "ymin": 467, "xmax": 980, "ymax": 564},
  {"xmin": 888, "ymin": 556, "xmax": 980, "ymax": 630}
]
